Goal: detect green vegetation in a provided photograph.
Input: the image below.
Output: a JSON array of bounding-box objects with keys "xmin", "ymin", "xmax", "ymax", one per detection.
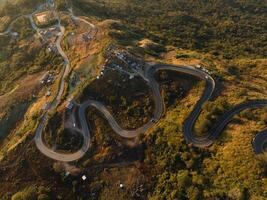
[
  {"xmin": 70, "ymin": 0, "xmax": 266, "ymax": 59},
  {"xmin": 0, "ymin": 18, "xmax": 63, "ymax": 138},
  {"xmin": 10, "ymin": 186, "xmax": 50, "ymax": 200},
  {"xmin": 0, "ymin": 10, "xmax": 64, "ymax": 151},
  {"xmin": 81, "ymin": 69, "xmax": 154, "ymax": 130},
  {"xmin": 108, "ymin": 21, "xmax": 143, "ymax": 46},
  {"xmin": 44, "ymin": 112, "xmax": 84, "ymax": 152},
  {"xmin": 0, "ymin": 26, "xmax": 63, "ymax": 95},
  {"xmin": 0, "ymin": 101, "xmax": 30, "ymax": 138},
  {"xmin": 0, "ymin": 0, "xmax": 43, "ymax": 17},
  {"xmin": 12, "ymin": 16, "xmax": 35, "ymax": 39},
  {"xmin": 33, "ymin": 11, "xmax": 58, "ymax": 28},
  {"xmin": 0, "ymin": 0, "xmax": 266, "ymax": 199},
  {"xmin": 194, "ymin": 99, "xmax": 231, "ymax": 135},
  {"xmin": 144, "ymin": 102, "xmax": 266, "ymax": 199}
]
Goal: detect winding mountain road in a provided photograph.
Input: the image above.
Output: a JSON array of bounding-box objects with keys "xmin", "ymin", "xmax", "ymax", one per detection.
[
  {"xmin": 253, "ymin": 130, "xmax": 267, "ymax": 154},
  {"xmin": 33, "ymin": 16, "xmax": 97, "ymax": 162},
  {"xmin": 1, "ymin": 7, "xmax": 266, "ymax": 162},
  {"xmin": 0, "ymin": 0, "xmax": 97, "ymax": 162},
  {"xmin": 35, "ymin": 62, "xmax": 267, "ymax": 162}
]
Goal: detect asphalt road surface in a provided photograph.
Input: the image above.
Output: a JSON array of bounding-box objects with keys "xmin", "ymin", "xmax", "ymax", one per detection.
[
  {"xmin": 252, "ymin": 130, "xmax": 267, "ymax": 154},
  {"xmin": 33, "ymin": 14, "xmax": 97, "ymax": 161},
  {"xmin": 1, "ymin": 7, "xmax": 266, "ymax": 162},
  {"xmin": 36, "ymin": 63, "xmax": 267, "ymax": 162}
]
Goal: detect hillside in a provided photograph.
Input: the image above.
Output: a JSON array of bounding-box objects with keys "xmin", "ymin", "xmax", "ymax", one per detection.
[
  {"xmin": 70, "ymin": 0, "xmax": 267, "ymax": 59},
  {"xmin": 0, "ymin": 0, "xmax": 266, "ymax": 200}
]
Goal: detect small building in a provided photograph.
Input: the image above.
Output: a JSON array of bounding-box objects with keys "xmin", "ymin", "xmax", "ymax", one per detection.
[
  {"xmin": 66, "ymin": 97, "xmax": 74, "ymax": 110},
  {"xmin": 11, "ymin": 32, "xmax": 19, "ymax": 37},
  {"xmin": 117, "ymin": 54, "xmax": 124, "ymax": 59},
  {"xmin": 82, "ymin": 34, "xmax": 91, "ymax": 42},
  {"xmin": 46, "ymin": 91, "xmax": 51, "ymax": 97},
  {"xmin": 66, "ymin": 101, "xmax": 74, "ymax": 110},
  {"xmin": 40, "ymin": 72, "xmax": 49, "ymax": 83},
  {"xmin": 49, "ymin": 27, "xmax": 56, "ymax": 31},
  {"xmin": 42, "ymin": 103, "xmax": 50, "ymax": 110},
  {"xmin": 82, "ymin": 175, "xmax": 87, "ymax": 181},
  {"xmin": 34, "ymin": 10, "xmax": 57, "ymax": 27}
]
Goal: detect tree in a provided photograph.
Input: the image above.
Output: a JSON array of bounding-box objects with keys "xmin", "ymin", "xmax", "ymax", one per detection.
[
  {"xmin": 11, "ymin": 186, "xmax": 37, "ymax": 200},
  {"xmin": 187, "ymin": 186, "xmax": 201, "ymax": 200},
  {"xmin": 37, "ymin": 194, "xmax": 50, "ymax": 200},
  {"xmin": 176, "ymin": 170, "xmax": 191, "ymax": 191}
]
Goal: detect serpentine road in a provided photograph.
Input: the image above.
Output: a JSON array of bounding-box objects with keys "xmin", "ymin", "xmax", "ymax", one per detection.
[
  {"xmin": 1, "ymin": 11, "xmax": 266, "ymax": 162},
  {"xmin": 34, "ymin": 18, "xmax": 97, "ymax": 161},
  {"xmin": 36, "ymin": 63, "xmax": 267, "ymax": 162}
]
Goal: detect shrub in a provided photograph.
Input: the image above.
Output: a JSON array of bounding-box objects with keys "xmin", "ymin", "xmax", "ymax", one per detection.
[
  {"xmin": 11, "ymin": 186, "xmax": 37, "ymax": 200},
  {"xmin": 37, "ymin": 194, "xmax": 50, "ymax": 200}
]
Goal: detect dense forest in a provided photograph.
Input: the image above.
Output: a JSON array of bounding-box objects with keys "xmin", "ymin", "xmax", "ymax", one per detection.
[
  {"xmin": 69, "ymin": 0, "xmax": 267, "ymax": 59},
  {"xmin": 2, "ymin": 0, "xmax": 266, "ymax": 59}
]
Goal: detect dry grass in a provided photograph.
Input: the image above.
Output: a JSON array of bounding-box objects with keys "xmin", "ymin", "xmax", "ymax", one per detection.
[{"xmin": 0, "ymin": 71, "xmax": 44, "ymax": 113}]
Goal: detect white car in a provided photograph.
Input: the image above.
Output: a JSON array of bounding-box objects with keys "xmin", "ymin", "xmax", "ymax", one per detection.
[{"xmin": 205, "ymin": 76, "xmax": 209, "ymax": 79}]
